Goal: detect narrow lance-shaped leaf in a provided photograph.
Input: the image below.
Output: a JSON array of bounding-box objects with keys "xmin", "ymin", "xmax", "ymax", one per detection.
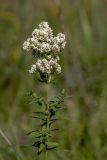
[{"xmin": 46, "ymin": 142, "xmax": 59, "ymax": 150}]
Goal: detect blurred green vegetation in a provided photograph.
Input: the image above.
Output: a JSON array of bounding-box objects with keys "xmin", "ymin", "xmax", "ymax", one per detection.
[{"xmin": 0, "ymin": 0, "xmax": 107, "ymax": 159}]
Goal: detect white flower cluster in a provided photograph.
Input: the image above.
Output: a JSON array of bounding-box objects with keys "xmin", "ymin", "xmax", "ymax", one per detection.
[
  {"xmin": 23, "ymin": 22, "xmax": 66, "ymax": 82},
  {"xmin": 29, "ymin": 58, "xmax": 61, "ymax": 75},
  {"xmin": 23, "ymin": 22, "xmax": 66, "ymax": 55}
]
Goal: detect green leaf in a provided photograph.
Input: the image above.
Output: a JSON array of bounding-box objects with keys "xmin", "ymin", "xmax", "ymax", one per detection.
[
  {"xmin": 27, "ymin": 130, "xmax": 37, "ymax": 135},
  {"xmin": 38, "ymin": 143, "xmax": 45, "ymax": 154},
  {"xmin": 46, "ymin": 142, "xmax": 59, "ymax": 150},
  {"xmin": 32, "ymin": 141, "xmax": 41, "ymax": 148},
  {"xmin": 34, "ymin": 111, "xmax": 47, "ymax": 116},
  {"xmin": 32, "ymin": 116, "xmax": 46, "ymax": 121}
]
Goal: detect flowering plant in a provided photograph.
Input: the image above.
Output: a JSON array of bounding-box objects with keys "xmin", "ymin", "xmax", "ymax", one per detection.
[
  {"xmin": 23, "ymin": 22, "xmax": 66, "ymax": 82},
  {"xmin": 23, "ymin": 22, "xmax": 66, "ymax": 159}
]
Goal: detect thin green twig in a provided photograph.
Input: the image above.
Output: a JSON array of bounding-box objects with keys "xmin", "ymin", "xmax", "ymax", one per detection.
[
  {"xmin": 45, "ymin": 103, "xmax": 50, "ymax": 160},
  {"xmin": 45, "ymin": 150, "xmax": 48, "ymax": 160}
]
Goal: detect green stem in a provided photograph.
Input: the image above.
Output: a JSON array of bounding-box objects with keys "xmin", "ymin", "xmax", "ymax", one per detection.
[
  {"xmin": 45, "ymin": 103, "xmax": 50, "ymax": 160},
  {"xmin": 47, "ymin": 104, "xmax": 50, "ymax": 140},
  {"xmin": 45, "ymin": 150, "xmax": 48, "ymax": 160},
  {"xmin": 45, "ymin": 83, "xmax": 50, "ymax": 160}
]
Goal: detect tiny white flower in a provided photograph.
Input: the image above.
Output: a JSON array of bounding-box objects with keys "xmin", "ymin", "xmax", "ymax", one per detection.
[
  {"xmin": 29, "ymin": 64, "xmax": 37, "ymax": 74},
  {"xmin": 38, "ymin": 22, "xmax": 49, "ymax": 29},
  {"xmin": 57, "ymin": 33, "xmax": 65, "ymax": 42},
  {"xmin": 56, "ymin": 64, "xmax": 61, "ymax": 74},
  {"xmin": 47, "ymin": 55, "xmax": 52, "ymax": 60},
  {"xmin": 60, "ymin": 41, "xmax": 66, "ymax": 49},
  {"xmin": 40, "ymin": 43, "xmax": 51, "ymax": 53},
  {"xmin": 32, "ymin": 29, "xmax": 39, "ymax": 37},
  {"xmin": 23, "ymin": 38, "xmax": 31, "ymax": 51},
  {"xmin": 52, "ymin": 44, "xmax": 60, "ymax": 52}
]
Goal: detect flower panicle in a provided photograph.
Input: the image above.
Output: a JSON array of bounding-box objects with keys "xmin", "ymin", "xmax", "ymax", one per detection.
[{"xmin": 23, "ymin": 21, "xmax": 66, "ymax": 82}]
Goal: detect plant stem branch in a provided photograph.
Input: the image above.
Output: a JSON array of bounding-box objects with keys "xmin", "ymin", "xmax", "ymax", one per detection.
[
  {"xmin": 45, "ymin": 150, "xmax": 48, "ymax": 160},
  {"xmin": 45, "ymin": 103, "xmax": 50, "ymax": 160}
]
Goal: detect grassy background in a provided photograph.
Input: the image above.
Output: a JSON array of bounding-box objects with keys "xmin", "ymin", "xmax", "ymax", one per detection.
[{"xmin": 0, "ymin": 0, "xmax": 107, "ymax": 159}]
